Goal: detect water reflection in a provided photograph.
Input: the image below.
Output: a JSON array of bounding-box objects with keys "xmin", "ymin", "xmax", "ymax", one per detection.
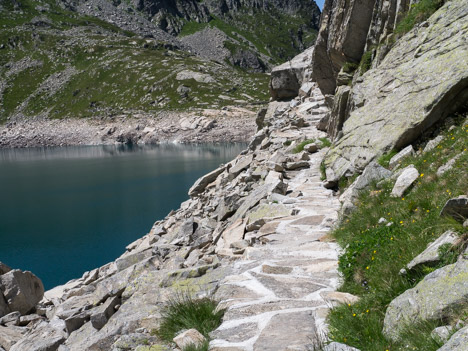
[{"xmin": 0, "ymin": 143, "xmax": 245, "ymax": 289}]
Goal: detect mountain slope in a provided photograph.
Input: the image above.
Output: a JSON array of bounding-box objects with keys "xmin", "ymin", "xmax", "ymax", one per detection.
[{"xmin": 0, "ymin": 0, "xmax": 320, "ymax": 123}]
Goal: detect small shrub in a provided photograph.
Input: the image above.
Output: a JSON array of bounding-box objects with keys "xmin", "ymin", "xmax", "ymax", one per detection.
[
  {"xmin": 359, "ymin": 50, "xmax": 373, "ymax": 74},
  {"xmin": 320, "ymin": 161, "xmax": 326, "ymax": 181},
  {"xmin": 318, "ymin": 137, "xmax": 332, "ymax": 148},
  {"xmin": 342, "ymin": 62, "xmax": 358, "ymax": 73},
  {"xmin": 293, "ymin": 139, "xmax": 315, "ymax": 153},
  {"xmin": 156, "ymin": 294, "xmax": 224, "ymax": 343}
]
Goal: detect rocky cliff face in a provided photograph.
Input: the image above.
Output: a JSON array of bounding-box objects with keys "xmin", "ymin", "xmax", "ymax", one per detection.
[{"xmin": 324, "ymin": 0, "xmax": 468, "ymax": 180}]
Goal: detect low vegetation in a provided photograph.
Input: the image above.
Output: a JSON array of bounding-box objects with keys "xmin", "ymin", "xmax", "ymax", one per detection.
[
  {"xmin": 156, "ymin": 294, "xmax": 224, "ymax": 351},
  {"xmin": 293, "ymin": 139, "xmax": 315, "ymax": 153},
  {"xmin": 328, "ymin": 115, "xmax": 468, "ymax": 350},
  {"xmin": 395, "ymin": 0, "xmax": 446, "ymax": 35}
]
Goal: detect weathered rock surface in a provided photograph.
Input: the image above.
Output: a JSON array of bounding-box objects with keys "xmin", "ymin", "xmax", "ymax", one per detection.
[
  {"xmin": 436, "ymin": 325, "xmax": 468, "ymax": 351},
  {"xmin": 390, "ymin": 166, "xmax": 419, "ymax": 198},
  {"xmin": 405, "ymin": 231, "xmax": 459, "ymax": 271},
  {"xmin": 325, "ymin": 0, "xmax": 468, "ymax": 179},
  {"xmin": 383, "ymin": 256, "xmax": 468, "ymax": 340},
  {"xmin": 173, "ymin": 329, "xmax": 206, "ymax": 349},
  {"xmin": 0, "ymin": 270, "xmax": 44, "ymax": 317},
  {"xmin": 312, "ymin": 0, "xmax": 376, "ymax": 94},
  {"xmin": 388, "ymin": 145, "xmax": 414, "ymax": 170},
  {"xmin": 440, "ymin": 196, "xmax": 468, "ymax": 223},
  {"xmin": 269, "ymin": 47, "xmax": 314, "ymax": 101}
]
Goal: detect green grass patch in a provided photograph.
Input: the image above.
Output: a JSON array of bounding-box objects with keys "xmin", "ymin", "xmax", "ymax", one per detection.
[
  {"xmin": 395, "ymin": 0, "xmax": 445, "ymax": 35},
  {"xmin": 156, "ymin": 294, "xmax": 224, "ymax": 345},
  {"xmin": 377, "ymin": 149, "xmax": 398, "ymax": 168},
  {"xmin": 293, "ymin": 139, "xmax": 315, "ymax": 153},
  {"xmin": 318, "ymin": 137, "xmax": 332, "ymax": 148},
  {"xmin": 342, "ymin": 62, "xmax": 359, "ymax": 73},
  {"xmin": 359, "ymin": 50, "xmax": 373, "ymax": 74},
  {"xmin": 328, "ymin": 115, "xmax": 468, "ymax": 350}
]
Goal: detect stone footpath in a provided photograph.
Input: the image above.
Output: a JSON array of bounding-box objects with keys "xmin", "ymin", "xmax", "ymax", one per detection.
[
  {"xmin": 210, "ymin": 149, "xmax": 343, "ymax": 351},
  {"xmin": 208, "ymin": 93, "xmax": 353, "ymax": 350}
]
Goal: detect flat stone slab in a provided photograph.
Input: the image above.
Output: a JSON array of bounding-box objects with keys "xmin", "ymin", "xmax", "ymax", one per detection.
[{"xmin": 253, "ymin": 311, "xmax": 317, "ymax": 351}]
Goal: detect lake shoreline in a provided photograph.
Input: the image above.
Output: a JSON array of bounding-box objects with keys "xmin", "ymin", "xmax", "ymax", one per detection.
[{"xmin": 0, "ymin": 107, "xmax": 258, "ymax": 149}]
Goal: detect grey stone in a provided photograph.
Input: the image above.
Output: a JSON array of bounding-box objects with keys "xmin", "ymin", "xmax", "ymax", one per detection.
[
  {"xmin": 406, "ymin": 231, "xmax": 459, "ymax": 271},
  {"xmin": 173, "ymin": 329, "xmax": 206, "ymax": 349},
  {"xmin": 327, "ymin": 86, "xmax": 351, "ymax": 139},
  {"xmin": 64, "ymin": 310, "xmax": 90, "ymax": 334},
  {"xmin": 10, "ymin": 323, "xmax": 65, "ymax": 351},
  {"xmin": 437, "ymin": 152, "xmax": 465, "ymax": 177},
  {"xmin": 253, "ymin": 311, "xmax": 317, "ymax": 351},
  {"xmin": 231, "ymin": 180, "xmax": 287, "ymax": 223},
  {"xmin": 285, "ymin": 161, "xmax": 310, "ymax": 170},
  {"xmin": 436, "ymin": 325, "xmax": 468, "ymax": 351},
  {"xmin": 113, "ymin": 333, "xmax": 157, "ymax": 350},
  {"xmin": 269, "ymin": 47, "xmax": 314, "ymax": 100},
  {"xmin": 0, "ymin": 311, "xmax": 20, "ymax": 326},
  {"xmin": 175, "ymin": 70, "xmax": 214, "ymax": 84},
  {"xmin": 312, "ymin": 0, "xmax": 376, "ymax": 94},
  {"xmin": 0, "ymin": 326, "xmax": 23, "ymax": 351},
  {"xmin": 325, "ymin": 0, "xmax": 468, "ymax": 178},
  {"xmin": 115, "ymin": 248, "xmax": 153, "ymax": 272},
  {"xmin": 0, "ymin": 270, "xmax": 44, "ymax": 316},
  {"xmin": 340, "ymin": 161, "xmax": 392, "ymax": 205},
  {"xmin": 18, "ymin": 314, "xmax": 43, "ymax": 327},
  {"xmin": 304, "ymin": 143, "xmax": 319, "ymax": 153},
  {"xmin": 431, "ymin": 325, "xmax": 453, "ymax": 343},
  {"xmin": 383, "ymin": 257, "xmax": 468, "ymax": 340},
  {"xmin": 188, "ymin": 165, "xmax": 226, "ymax": 197},
  {"xmin": 323, "ymin": 342, "xmax": 361, "ymax": 351},
  {"xmin": 0, "ymin": 294, "xmax": 10, "ymax": 319},
  {"xmin": 423, "ymin": 136, "xmax": 444, "ymax": 153},
  {"xmin": 229, "ymin": 155, "xmax": 253, "ymax": 178},
  {"xmin": 440, "ymin": 196, "xmax": 468, "ymax": 223},
  {"xmin": 389, "ymin": 145, "xmax": 415, "ymax": 169},
  {"xmin": 390, "ymin": 166, "xmax": 419, "ymax": 197}
]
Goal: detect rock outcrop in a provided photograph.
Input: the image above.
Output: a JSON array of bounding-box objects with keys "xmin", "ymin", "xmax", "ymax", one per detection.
[
  {"xmin": 0, "ymin": 268, "xmax": 44, "ymax": 318},
  {"xmin": 312, "ymin": 0, "xmax": 376, "ymax": 94},
  {"xmin": 325, "ymin": 0, "xmax": 468, "ymax": 179},
  {"xmin": 383, "ymin": 254, "xmax": 468, "ymax": 341}
]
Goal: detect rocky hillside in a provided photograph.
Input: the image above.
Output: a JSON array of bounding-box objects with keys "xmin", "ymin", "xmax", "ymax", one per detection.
[
  {"xmin": 0, "ymin": 0, "xmax": 467, "ymax": 350},
  {"xmin": 66, "ymin": 0, "xmax": 321, "ymax": 68},
  {"xmin": 0, "ymin": 0, "xmax": 320, "ymax": 125}
]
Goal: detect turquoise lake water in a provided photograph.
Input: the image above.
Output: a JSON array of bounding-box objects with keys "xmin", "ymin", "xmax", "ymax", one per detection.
[{"xmin": 0, "ymin": 143, "xmax": 244, "ymax": 289}]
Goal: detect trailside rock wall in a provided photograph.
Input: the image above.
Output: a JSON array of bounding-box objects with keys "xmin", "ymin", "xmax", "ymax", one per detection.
[
  {"xmin": 325, "ymin": 0, "xmax": 468, "ymax": 179},
  {"xmin": 312, "ymin": 0, "xmax": 376, "ymax": 94}
]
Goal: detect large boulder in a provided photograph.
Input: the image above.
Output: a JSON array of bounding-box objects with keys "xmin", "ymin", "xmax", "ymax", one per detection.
[
  {"xmin": 0, "ymin": 270, "xmax": 44, "ymax": 317},
  {"xmin": 383, "ymin": 255, "xmax": 468, "ymax": 340},
  {"xmin": 269, "ymin": 47, "xmax": 314, "ymax": 100},
  {"xmin": 325, "ymin": 0, "xmax": 468, "ymax": 179}
]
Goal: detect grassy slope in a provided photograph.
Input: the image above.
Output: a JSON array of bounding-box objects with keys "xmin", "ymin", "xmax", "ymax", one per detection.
[
  {"xmin": 328, "ymin": 115, "xmax": 468, "ymax": 350},
  {"xmin": 178, "ymin": 8, "xmax": 317, "ymax": 66},
  {"xmin": 0, "ymin": 0, "xmax": 270, "ymax": 122}
]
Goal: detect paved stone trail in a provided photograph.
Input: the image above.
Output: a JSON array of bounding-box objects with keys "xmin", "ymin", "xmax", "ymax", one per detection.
[{"xmin": 210, "ymin": 95, "xmax": 348, "ymax": 351}]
